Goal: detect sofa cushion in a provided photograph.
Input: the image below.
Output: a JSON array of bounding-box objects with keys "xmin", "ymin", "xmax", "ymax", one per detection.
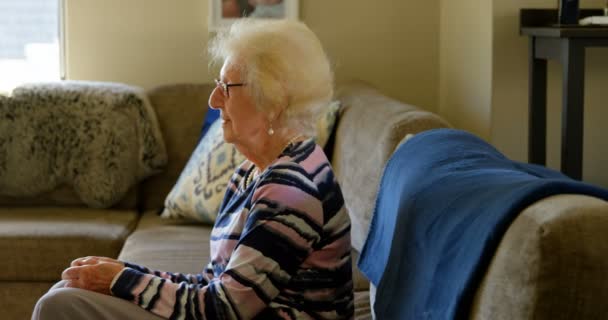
[
  {"xmin": 332, "ymin": 81, "xmax": 450, "ymax": 251},
  {"xmin": 351, "ymin": 250, "xmax": 370, "ymax": 292},
  {"xmin": 0, "ymin": 207, "xmax": 138, "ymax": 281},
  {"xmin": 0, "ymin": 281, "xmax": 55, "ymax": 320},
  {"xmin": 354, "ymin": 290, "xmax": 372, "ymax": 320},
  {"xmin": 470, "ymin": 194, "xmax": 608, "ymax": 319},
  {"xmin": 141, "ymin": 84, "xmax": 214, "ymax": 211},
  {"xmin": 118, "ymin": 211, "xmax": 212, "ymax": 274}
]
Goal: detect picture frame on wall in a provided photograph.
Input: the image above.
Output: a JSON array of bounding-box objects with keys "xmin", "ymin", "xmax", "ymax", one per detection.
[{"xmin": 209, "ymin": 0, "xmax": 299, "ymax": 31}]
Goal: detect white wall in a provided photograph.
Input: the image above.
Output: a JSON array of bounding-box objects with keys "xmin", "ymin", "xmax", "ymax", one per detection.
[
  {"xmin": 65, "ymin": 0, "xmax": 441, "ymax": 112},
  {"xmin": 439, "ymin": 0, "xmax": 493, "ymax": 139},
  {"xmin": 491, "ymin": 0, "xmax": 608, "ymax": 186},
  {"xmin": 65, "ymin": 0, "xmax": 210, "ymax": 89},
  {"xmin": 302, "ymin": 1, "xmax": 440, "ymax": 112}
]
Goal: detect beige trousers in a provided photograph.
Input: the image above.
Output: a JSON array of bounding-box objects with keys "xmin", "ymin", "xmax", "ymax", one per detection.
[{"xmin": 31, "ymin": 281, "xmax": 166, "ymax": 320}]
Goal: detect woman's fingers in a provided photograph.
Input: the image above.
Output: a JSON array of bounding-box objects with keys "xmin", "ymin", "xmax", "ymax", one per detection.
[
  {"xmin": 97, "ymin": 257, "xmax": 120, "ymax": 264},
  {"xmin": 70, "ymin": 257, "xmax": 82, "ymax": 267},
  {"xmin": 61, "ymin": 266, "xmax": 82, "ymax": 281},
  {"xmin": 71, "ymin": 256, "xmax": 96, "ymax": 267},
  {"xmin": 70, "ymin": 256, "xmax": 119, "ymax": 267},
  {"xmin": 60, "ymin": 261, "xmax": 125, "ymax": 295}
]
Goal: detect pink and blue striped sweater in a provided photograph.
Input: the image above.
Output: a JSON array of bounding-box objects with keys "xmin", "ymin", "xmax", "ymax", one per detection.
[{"xmin": 111, "ymin": 139, "xmax": 354, "ymax": 319}]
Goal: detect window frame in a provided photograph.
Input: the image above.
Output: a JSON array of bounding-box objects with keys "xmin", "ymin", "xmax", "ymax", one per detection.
[{"xmin": 59, "ymin": 0, "xmax": 66, "ymax": 80}]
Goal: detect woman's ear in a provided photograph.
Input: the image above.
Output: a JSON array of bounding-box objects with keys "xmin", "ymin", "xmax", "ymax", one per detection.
[
  {"xmin": 269, "ymin": 104, "xmax": 287, "ymax": 123},
  {"xmin": 265, "ymin": 84, "xmax": 288, "ymax": 124}
]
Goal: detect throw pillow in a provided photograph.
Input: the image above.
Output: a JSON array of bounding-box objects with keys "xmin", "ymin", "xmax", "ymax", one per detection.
[
  {"xmin": 161, "ymin": 100, "xmax": 342, "ymax": 223},
  {"xmin": 161, "ymin": 119, "xmax": 246, "ymax": 223},
  {"xmin": 198, "ymin": 107, "xmax": 220, "ymax": 142},
  {"xmin": 315, "ymin": 100, "xmax": 341, "ymax": 148}
]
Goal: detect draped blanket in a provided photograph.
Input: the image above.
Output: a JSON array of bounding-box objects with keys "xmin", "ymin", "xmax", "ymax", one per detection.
[
  {"xmin": 358, "ymin": 129, "xmax": 608, "ymax": 319},
  {"xmin": 0, "ymin": 81, "xmax": 167, "ymax": 208}
]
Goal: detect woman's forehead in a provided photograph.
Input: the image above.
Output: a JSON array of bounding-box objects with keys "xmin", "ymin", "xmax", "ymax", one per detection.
[{"xmin": 220, "ymin": 57, "xmax": 244, "ymax": 80}]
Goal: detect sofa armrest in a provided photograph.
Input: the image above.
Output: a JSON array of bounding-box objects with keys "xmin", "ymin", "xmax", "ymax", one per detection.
[
  {"xmin": 333, "ymin": 80, "xmax": 450, "ymax": 251},
  {"xmin": 471, "ymin": 194, "xmax": 608, "ymax": 319}
]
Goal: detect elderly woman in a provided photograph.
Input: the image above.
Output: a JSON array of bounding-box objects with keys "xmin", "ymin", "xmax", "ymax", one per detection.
[{"xmin": 32, "ymin": 19, "xmax": 354, "ymax": 320}]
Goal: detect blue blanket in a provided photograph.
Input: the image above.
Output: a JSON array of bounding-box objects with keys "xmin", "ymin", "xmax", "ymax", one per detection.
[{"xmin": 358, "ymin": 129, "xmax": 608, "ymax": 319}]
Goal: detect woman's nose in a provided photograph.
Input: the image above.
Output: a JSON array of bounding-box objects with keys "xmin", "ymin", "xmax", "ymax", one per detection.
[{"xmin": 208, "ymin": 86, "xmax": 223, "ymax": 110}]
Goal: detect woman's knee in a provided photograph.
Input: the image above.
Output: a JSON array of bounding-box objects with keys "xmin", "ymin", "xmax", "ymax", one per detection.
[{"xmin": 32, "ymin": 288, "xmax": 85, "ymax": 320}]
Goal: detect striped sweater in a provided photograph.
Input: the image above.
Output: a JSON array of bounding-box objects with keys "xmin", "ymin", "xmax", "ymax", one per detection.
[{"xmin": 111, "ymin": 139, "xmax": 354, "ymax": 319}]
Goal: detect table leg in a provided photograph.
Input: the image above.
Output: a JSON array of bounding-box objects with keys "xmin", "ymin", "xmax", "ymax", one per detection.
[
  {"xmin": 529, "ymin": 37, "xmax": 547, "ymax": 166},
  {"xmin": 561, "ymin": 40, "xmax": 585, "ymax": 180}
]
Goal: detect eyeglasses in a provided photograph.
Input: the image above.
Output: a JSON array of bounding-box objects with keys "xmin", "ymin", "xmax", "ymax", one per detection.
[{"xmin": 214, "ymin": 78, "xmax": 245, "ymax": 97}]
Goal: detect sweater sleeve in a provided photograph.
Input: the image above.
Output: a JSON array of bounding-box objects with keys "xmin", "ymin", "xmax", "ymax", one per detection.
[
  {"xmin": 119, "ymin": 261, "xmax": 211, "ymax": 285},
  {"xmin": 110, "ymin": 175, "xmax": 323, "ymax": 320}
]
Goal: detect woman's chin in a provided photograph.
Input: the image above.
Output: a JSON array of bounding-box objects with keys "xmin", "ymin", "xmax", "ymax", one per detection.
[
  {"xmin": 222, "ymin": 133, "xmax": 234, "ymax": 143},
  {"xmin": 222, "ymin": 130, "xmax": 237, "ymax": 144}
]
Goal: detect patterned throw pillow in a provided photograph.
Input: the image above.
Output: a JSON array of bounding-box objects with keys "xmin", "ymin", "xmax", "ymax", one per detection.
[
  {"xmin": 161, "ymin": 120, "xmax": 246, "ymax": 223},
  {"xmin": 161, "ymin": 100, "xmax": 341, "ymax": 224}
]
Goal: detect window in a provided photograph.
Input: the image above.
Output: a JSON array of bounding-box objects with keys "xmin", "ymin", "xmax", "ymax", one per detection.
[{"xmin": 0, "ymin": 0, "xmax": 64, "ymax": 95}]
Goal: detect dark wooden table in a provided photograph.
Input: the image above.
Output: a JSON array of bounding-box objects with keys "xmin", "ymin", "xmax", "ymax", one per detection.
[{"xmin": 520, "ymin": 9, "xmax": 608, "ymax": 180}]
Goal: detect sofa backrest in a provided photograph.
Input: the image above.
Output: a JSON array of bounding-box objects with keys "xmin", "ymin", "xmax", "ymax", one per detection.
[
  {"xmin": 140, "ymin": 83, "xmax": 214, "ymax": 211},
  {"xmin": 0, "ymin": 186, "xmax": 138, "ymax": 209},
  {"xmin": 331, "ymin": 80, "xmax": 450, "ymax": 252}
]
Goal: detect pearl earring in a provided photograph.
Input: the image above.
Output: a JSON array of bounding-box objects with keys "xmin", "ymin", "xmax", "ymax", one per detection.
[{"xmin": 268, "ymin": 125, "xmax": 274, "ymax": 135}]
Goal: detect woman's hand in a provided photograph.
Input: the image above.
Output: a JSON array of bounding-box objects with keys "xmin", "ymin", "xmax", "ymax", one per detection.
[
  {"xmin": 70, "ymin": 256, "xmax": 121, "ymax": 267},
  {"xmin": 61, "ymin": 256, "xmax": 125, "ymax": 295}
]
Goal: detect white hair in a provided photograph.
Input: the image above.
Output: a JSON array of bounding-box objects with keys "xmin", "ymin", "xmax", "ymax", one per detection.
[{"xmin": 209, "ymin": 19, "xmax": 334, "ymax": 137}]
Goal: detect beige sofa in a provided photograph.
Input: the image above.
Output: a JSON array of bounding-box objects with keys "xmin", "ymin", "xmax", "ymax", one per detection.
[{"xmin": 2, "ymin": 81, "xmax": 608, "ymax": 320}]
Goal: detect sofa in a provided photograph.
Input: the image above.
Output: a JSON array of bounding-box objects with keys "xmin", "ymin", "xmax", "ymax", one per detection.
[{"xmin": 2, "ymin": 80, "xmax": 608, "ymax": 320}]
